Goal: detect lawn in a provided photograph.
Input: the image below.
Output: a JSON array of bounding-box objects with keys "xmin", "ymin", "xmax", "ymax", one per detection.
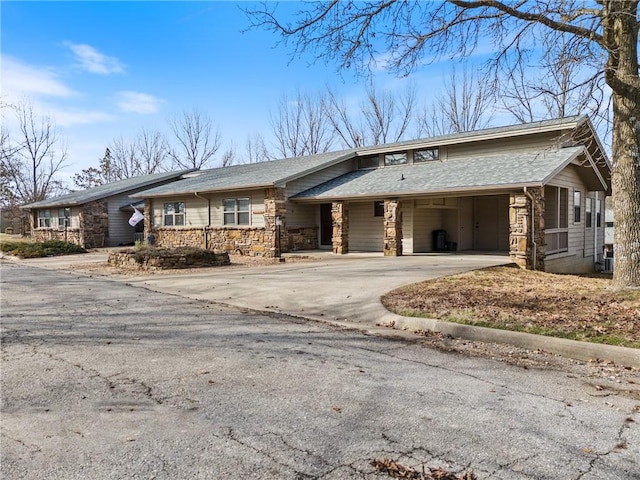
[{"xmin": 382, "ymin": 264, "xmax": 640, "ymax": 349}]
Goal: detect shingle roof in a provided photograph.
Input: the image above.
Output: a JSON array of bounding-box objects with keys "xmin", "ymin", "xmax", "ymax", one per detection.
[
  {"xmin": 22, "ymin": 169, "xmax": 195, "ymax": 209},
  {"xmin": 132, "ymin": 149, "xmax": 355, "ymax": 197},
  {"xmin": 292, "ymin": 146, "xmax": 587, "ymax": 200}
]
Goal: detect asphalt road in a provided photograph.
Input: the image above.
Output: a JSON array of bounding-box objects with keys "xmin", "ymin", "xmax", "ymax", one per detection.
[{"xmin": 1, "ymin": 262, "xmax": 639, "ymax": 479}]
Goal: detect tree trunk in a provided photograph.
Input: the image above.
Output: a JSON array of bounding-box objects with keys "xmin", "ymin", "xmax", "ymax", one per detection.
[{"xmin": 604, "ymin": 1, "xmax": 640, "ymax": 289}]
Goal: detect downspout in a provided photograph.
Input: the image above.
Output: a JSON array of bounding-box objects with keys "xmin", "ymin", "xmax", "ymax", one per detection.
[
  {"xmin": 594, "ymin": 191, "xmax": 598, "ymax": 268},
  {"xmin": 194, "ymin": 192, "xmax": 211, "ymax": 250},
  {"xmin": 523, "ymin": 187, "xmax": 537, "ymax": 271}
]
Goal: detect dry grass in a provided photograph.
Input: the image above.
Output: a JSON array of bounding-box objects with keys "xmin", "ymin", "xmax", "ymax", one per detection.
[{"xmin": 382, "ymin": 264, "xmax": 640, "ymax": 348}]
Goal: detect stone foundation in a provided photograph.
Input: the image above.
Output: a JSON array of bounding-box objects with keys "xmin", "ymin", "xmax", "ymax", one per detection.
[
  {"xmin": 31, "ymin": 228, "xmax": 82, "ymax": 245},
  {"xmin": 287, "ymin": 226, "xmax": 319, "ymax": 251}
]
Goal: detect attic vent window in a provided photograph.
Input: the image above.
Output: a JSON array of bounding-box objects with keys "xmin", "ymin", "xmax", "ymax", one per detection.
[
  {"xmin": 414, "ymin": 148, "xmax": 439, "ymax": 163},
  {"xmin": 384, "ymin": 153, "xmax": 408, "ymax": 166},
  {"xmin": 358, "ymin": 156, "xmax": 379, "ymax": 169}
]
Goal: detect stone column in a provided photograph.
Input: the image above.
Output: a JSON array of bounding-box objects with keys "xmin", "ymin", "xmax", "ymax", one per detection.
[
  {"xmin": 332, "ymin": 201, "xmax": 349, "ymax": 254},
  {"xmin": 143, "ymin": 200, "xmax": 154, "ymax": 246},
  {"xmin": 79, "ymin": 199, "xmax": 108, "ymax": 248},
  {"xmin": 264, "ymin": 187, "xmax": 286, "ymax": 257},
  {"xmin": 383, "ymin": 199, "xmax": 403, "ymax": 256},
  {"xmin": 509, "ymin": 188, "xmax": 545, "ymax": 270}
]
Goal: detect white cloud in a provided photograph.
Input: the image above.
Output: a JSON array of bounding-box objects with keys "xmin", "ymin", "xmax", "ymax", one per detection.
[
  {"xmin": 65, "ymin": 42, "xmax": 125, "ymax": 75},
  {"xmin": 1, "ymin": 55, "xmax": 76, "ymax": 99},
  {"xmin": 115, "ymin": 91, "xmax": 164, "ymax": 114}
]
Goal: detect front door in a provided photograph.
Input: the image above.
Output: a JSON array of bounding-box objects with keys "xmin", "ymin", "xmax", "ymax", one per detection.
[
  {"xmin": 474, "ymin": 197, "xmax": 499, "ymax": 250},
  {"xmin": 320, "ymin": 203, "xmax": 333, "ymax": 246}
]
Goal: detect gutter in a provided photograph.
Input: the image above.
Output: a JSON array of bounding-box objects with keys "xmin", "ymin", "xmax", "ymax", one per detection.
[{"xmin": 523, "ymin": 186, "xmax": 537, "ymax": 271}]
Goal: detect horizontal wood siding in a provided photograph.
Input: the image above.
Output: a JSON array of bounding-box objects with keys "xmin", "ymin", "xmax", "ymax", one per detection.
[
  {"xmin": 413, "ymin": 207, "xmax": 443, "ymax": 252},
  {"xmin": 106, "ymin": 192, "xmax": 141, "ymax": 246},
  {"xmin": 402, "ymin": 200, "xmax": 414, "ymax": 254},
  {"xmin": 546, "ymin": 165, "xmax": 590, "ymax": 262},
  {"xmin": 150, "ymin": 195, "xmax": 210, "ymax": 228},
  {"xmin": 285, "ymin": 161, "xmax": 355, "ymax": 197},
  {"xmin": 349, "ymin": 201, "xmax": 383, "ymax": 251},
  {"xmin": 210, "ymin": 190, "xmax": 266, "ymax": 228},
  {"xmin": 446, "ymin": 132, "xmax": 562, "ymax": 161},
  {"xmin": 286, "ymin": 202, "xmax": 317, "ymax": 228}
]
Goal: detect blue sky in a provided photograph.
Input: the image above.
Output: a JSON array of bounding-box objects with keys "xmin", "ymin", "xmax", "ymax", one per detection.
[{"xmin": 3, "ymin": 1, "xmax": 518, "ymax": 183}]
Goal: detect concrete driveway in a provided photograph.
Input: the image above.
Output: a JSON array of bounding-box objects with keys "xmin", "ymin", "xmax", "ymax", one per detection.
[{"xmin": 121, "ymin": 252, "xmax": 512, "ymax": 326}]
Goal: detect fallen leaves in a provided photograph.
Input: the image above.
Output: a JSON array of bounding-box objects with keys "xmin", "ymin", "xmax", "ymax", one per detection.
[
  {"xmin": 382, "ymin": 266, "xmax": 640, "ymax": 348},
  {"xmin": 370, "ymin": 458, "xmax": 476, "ymax": 480}
]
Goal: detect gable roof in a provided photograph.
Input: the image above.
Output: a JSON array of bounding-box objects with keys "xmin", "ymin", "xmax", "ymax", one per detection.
[
  {"xmin": 132, "ymin": 149, "xmax": 355, "ymax": 198},
  {"xmin": 292, "ymin": 145, "xmax": 606, "ymax": 200},
  {"xmin": 133, "ymin": 116, "xmax": 610, "ymax": 200},
  {"xmin": 22, "ymin": 169, "xmax": 196, "ymax": 209}
]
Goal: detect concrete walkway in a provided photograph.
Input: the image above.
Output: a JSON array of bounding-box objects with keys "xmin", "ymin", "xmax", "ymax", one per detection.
[{"xmin": 10, "ymin": 249, "xmax": 640, "ymax": 367}]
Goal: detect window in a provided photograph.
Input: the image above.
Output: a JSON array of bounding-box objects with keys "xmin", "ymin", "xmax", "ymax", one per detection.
[
  {"xmin": 544, "ymin": 186, "xmax": 569, "ymax": 254},
  {"xmin": 224, "ymin": 198, "xmax": 250, "ymax": 226},
  {"xmin": 574, "ymin": 190, "xmax": 581, "ymax": 223},
  {"xmin": 596, "ymin": 200, "xmax": 602, "ymax": 227},
  {"xmin": 58, "ymin": 207, "xmax": 71, "ymax": 227},
  {"xmin": 384, "ymin": 153, "xmax": 408, "ymax": 166},
  {"xmin": 358, "ymin": 156, "xmax": 379, "ymax": 169},
  {"xmin": 163, "ymin": 202, "xmax": 185, "ymax": 226},
  {"xmin": 414, "ymin": 148, "xmax": 439, "ymax": 163},
  {"xmin": 585, "ymin": 197, "xmax": 592, "ymax": 228},
  {"xmin": 374, "ymin": 201, "xmax": 385, "ymax": 217},
  {"xmin": 38, "ymin": 209, "xmax": 51, "ymax": 228}
]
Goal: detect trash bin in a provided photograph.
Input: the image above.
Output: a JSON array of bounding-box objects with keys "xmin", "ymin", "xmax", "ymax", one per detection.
[
  {"xmin": 432, "ymin": 229, "xmax": 447, "ymax": 251},
  {"xmin": 446, "ymin": 241, "xmax": 457, "ymax": 252}
]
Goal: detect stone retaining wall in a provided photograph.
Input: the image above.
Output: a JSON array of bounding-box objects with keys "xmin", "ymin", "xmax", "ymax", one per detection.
[
  {"xmin": 108, "ymin": 248, "xmax": 230, "ymax": 270},
  {"xmin": 31, "ymin": 228, "xmax": 82, "ymax": 245}
]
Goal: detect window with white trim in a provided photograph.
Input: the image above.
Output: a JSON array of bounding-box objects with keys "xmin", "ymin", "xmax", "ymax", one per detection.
[
  {"xmin": 574, "ymin": 190, "xmax": 581, "ymax": 223},
  {"xmin": 544, "ymin": 186, "xmax": 568, "ymax": 254},
  {"xmin": 223, "ymin": 198, "xmax": 250, "ymax": 226},
  {"xmin": 163, "ymin": 202, "xmax": 185, "ymax": 226},
  {"xmin": 585, "ymin": 197, "xmax": 592, "ymax": 228},
  {"xmin": 58, "ymin": 207, "xmax": 71, "ymax": 227},
  {"xmin": 38, "ymin": 209, "xmax": 51, "ymax": 228}
]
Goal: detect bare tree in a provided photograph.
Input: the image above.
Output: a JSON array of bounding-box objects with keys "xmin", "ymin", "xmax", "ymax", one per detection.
[
  {"xmin": 168, "ymin": 109, "xmax": 221, "ymax": 169},
  {"xmin": 136, "ymin": 128, "xmax": 170, "ymax": 174},
  {"xmin": 417, "ymin": 66, "xmax": 495, "ymax": 137},
  {"xmin": 247, "ymin": 1, "xmax": 640, "ymax": 289},
  {"xmin": 245, "ymin": 132, "xmax": 271, "ymax": 163},
  {"xmin": 0, "ymin": 99, "xmax": 67, "ymax": 206},
  {"xmin": 500, "ymin": 34, "xmax": 607, "ymax": 122},
  {"xmin": 271, "ymin": 90, "xmax": 334, "ymax": 158},
  {"xmin": 109, "ymin": 136, "xmax": 143, "ymax": 179},
  {"xmin": 324, "ymin": 83, "xmax": 416, "ymax": 147}
]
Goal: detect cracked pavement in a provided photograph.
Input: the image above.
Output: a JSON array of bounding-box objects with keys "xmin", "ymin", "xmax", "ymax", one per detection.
[{"xmin": 1, "ymin": 262, "xmax": 639, "ymax": 479}]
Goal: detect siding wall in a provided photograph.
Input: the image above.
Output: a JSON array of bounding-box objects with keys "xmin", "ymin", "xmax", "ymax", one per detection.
[
  {"xmin": 149, "ymin": 190, "xmax": 265, "ymax": 229},
  {"xmin": 413, "ymin": 207, "xmax": 444, "ymax": 252},
  {"xmin": 106, "ymin": 192, "xmax": 142, "ymax": 246},
  {"xmin": 545, "ymin": 165, "xmax": 606, "ymax": 273},
  {"xmin": 446, "ymin": 132, "xmax": 562, "ymax": 161},
  {"xmin": 348, "ymin": 201, "xmax": 384, "ymax": 251}
]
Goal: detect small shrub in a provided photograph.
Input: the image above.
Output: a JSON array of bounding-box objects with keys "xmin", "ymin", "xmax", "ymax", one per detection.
[{"xmin": 0, "ymin": 239, "xmax": 86, "ymax": 258}]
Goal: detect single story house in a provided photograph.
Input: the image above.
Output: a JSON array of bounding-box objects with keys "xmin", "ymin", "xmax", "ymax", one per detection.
[
  {"xmin": 22, "ymin": 169, "xmax": 195, "ymax": 248},
  {"xmin": 133, "ymin": 116, "xmax": 611, "ymax": 273}
]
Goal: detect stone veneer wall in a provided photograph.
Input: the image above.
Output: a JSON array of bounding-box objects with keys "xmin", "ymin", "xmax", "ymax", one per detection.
[
  {"xmin": 287, "ymin": 227, "xmax": 319, "ymax": 251},
  {"xmin": 31, "ymin": 228, "xmax": 82, "ymax": 245},
  {"xmin": 332, "ymin": 201, "xmax": 349, "ymax": 254},
  {"xmin": 383, "ymin": 199, "xmax": 402, "ymax": 256},
  {"xmin": 79, "ymin": 200, "xmax": 109, "ymax": 248},
  {"xmin": 146, "ymin": 188, "xmax": 319, "ymax": 257},
  {"xmin": 509, "ymin": 188, "xmax": 545, "ymax": 270}
]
